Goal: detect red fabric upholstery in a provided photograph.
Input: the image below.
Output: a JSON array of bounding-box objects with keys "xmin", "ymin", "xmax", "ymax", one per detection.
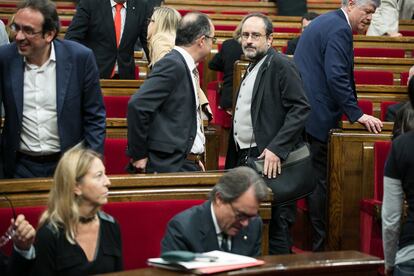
[
  {"xmin": 178, "ymin": 10, "xmax": 213, "ymax": 16},
  {"xmin": 135, "ymin": 65, "xmax": 140, "ymax": 80},
  {"xmin": 354, "ymin": 48, "xmax": 405, "ymax": 58},
  {"xmin": 0, "ymin": 206, "xmax": 46, "ymax": 255},
  {"xmin": 341, "ymin": 99, "xmax": 373, "ymax": 120},
  {"xmin": 215, "ymin": 25, "xmax": 237, "ymax": 31},
  {"xmin": 60, "ymin": 19, "xmax": 72, "ymax": 27},
  {"xmin": 400, "ymin": 30, "xmax": 414, "ymax": 37},
  {"xmin": 104, "ymin": 96, "xmax": 130, "ymax": 118},
  {"xmin": 221, "ymin": 11, "xmax": 249, "ymax": 15},
  {"xmin": 206, "ymin": 81, "xmax": 232, "ymax": 128},
  {"xmin": 104, "ymin": 138, "xmax": 129, "ymax": 175},
  {"xmin": 401, "ymin": 72, "xmax": 409, "ymax": 85},
  {"xmin": 273, "ymin": 27, "xmax": 301, "ymax": 33},
  {"xmin": 354, "ymin": 70, "xmax": 394, "ymax": 85},
  {"xmin": 0, "ymin": 200, "xmax": 205, "ymax": 270},
  {"xmin": 359, "ymin": 141, "xmax": 391, "ymax": 260},
  {"xmin": 102, "ymin": 200, "xmax": 205, "ymax": 270},
  {"xmin": 219, "ymin": 156, "xmax": 226, "ymax": 170},
  {"xmin": 380, "ymin": 101, "xmax": 398, "ymax": 121}
]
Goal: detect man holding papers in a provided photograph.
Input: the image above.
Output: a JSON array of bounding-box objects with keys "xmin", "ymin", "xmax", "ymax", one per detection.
[{"xmin": 161, "ymin": 167, "xmax": 269, "ymax": 257}]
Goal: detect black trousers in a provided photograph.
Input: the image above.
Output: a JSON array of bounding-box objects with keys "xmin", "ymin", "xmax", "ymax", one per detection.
[
  {"xmin": 235, "ymin": 146, "xmax": 296, "ymax": 255},
  {"xmin": 306, "ymin": 134, "xmax": 328, "ymax": 252}
]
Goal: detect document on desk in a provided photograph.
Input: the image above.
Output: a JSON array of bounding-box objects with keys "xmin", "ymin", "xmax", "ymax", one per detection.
[{"xmin": 147, "ymin": 250, "xmax": 265, "ymax": 274}]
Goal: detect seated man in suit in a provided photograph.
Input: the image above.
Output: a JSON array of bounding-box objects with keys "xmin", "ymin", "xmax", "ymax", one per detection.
[
  {"xmin": 161, "ymin": 167, "xmax": 269, "ymax": 257},
  {"xmin": 1, "ymin": 214, "xmax": 36, "ymax": 276},
  {"xmin": 286, "ymin": 12, "xmax": 319, "ymax": 55}
]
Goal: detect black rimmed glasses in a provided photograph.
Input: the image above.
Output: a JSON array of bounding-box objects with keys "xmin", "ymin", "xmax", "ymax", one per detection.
[
  {"xmin": 241, "ymin": 32, "xmax": 267, "ymax": 41},
  {"xmin": 0, "ymin": 195, "xmax": 17, "ymax": 248},
  {"xmin": 205, "ymin": 35, "xmax": 217, "ymax": 44},
  {"xmin": 229, "ymin": 202, "xmax": 257, "ymax": 222},
  {"xmin": 10, "ymin": 23, "xmax": 43, "ymax": 38}
]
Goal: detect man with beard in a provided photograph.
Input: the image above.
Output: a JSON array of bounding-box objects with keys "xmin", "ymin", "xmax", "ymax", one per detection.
[
  {"xmin": 225, "ymin": 13, "xmax": 310, "ymax": 254},
  {"xmin": 0, "ymin": 0, "xmax": 105, "ymax": 178},
  {"xmin": 294, "ymin": 0, "xmax": 383, "ymax": 252},
  {"xmin": 161, "ymin": 167, "xmax": 268, "ymax": 257}
]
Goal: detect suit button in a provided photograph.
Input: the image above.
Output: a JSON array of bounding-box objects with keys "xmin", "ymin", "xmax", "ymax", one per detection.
[{"xmin": 235, "ymin": 132, "xmax": 238, "ymax": 136}]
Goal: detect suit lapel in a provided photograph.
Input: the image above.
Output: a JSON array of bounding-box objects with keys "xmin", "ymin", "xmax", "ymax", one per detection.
[
  {"xmin": 121, "ymin": 0, "xmax": 135, "ymax": 47},
  {"xmin": 102, "ymin": 0, "xmax": 117, "ymax": 48},
  {"xmin": 10, "ymin": 53, "xmax": 24, "ymax": 123},
  {"xmin": 54, "ymin": 40, "xmax": 72, "ymax": 116},
  {"xmin": 199, "ymin": 201, "xmax": 221, "ymax": 251},
  {"xmin": 231, "ymin": 228, "xmax": 249, "ymax": 255}
]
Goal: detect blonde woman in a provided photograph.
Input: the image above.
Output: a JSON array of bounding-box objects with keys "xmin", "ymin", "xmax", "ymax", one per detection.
[
  {"xmin": 32, "ymin": 148, "xmax": 122, "ymax": 275},
  {"xmin": 147, "ymin": 6, "xmax": 181, "ymax": 67}
]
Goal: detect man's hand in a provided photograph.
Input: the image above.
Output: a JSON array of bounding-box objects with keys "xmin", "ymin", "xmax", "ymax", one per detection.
[
  {"xmin": 12, "ymin": 214, "xmax": 35, "ymax": 251},
  {"xmin": 357, "ymin": 114, "xmax": 383, "ymax": 134},
  {"xmin": 132, "ymin": 157, "xmax": 148, "ymax": 173},
  {"xmin": 258, "ymin": 148, "xmax": 281, "ymax": 179}
]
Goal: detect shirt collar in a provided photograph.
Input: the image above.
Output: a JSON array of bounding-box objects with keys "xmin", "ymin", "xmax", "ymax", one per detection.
[
  {"xmin": 340, "ymin": 8, "xmax": 352, "ymax": 29},
  {"xmin": 174, "ymin": 46, "xmax": 196, "ymax": 72},
  {"xmin": 24, "ymin": 41, "xmax": 56, "ymax": 69},
  {"xmin": 210, "ymin": 202, "xmax": 222, "ymax": 235},
  {"xmin": 110, "ymin": 0, "xmax": 127, "ymax": 8}
]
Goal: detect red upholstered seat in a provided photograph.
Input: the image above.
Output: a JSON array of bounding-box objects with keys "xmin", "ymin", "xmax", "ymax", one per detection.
[
  {"xmin": 341, "ymin": 99, "xmax": 373, "ymax": 120},
  {"xmin": 104, "ymin": 95, "xmax": 130, "ymax": 118},
  {"xmin": 273, "ymin": 27, "xmax": 301, "ymax": 33},
  {"xmin": 103, "ymin": 200, "xmax": 205, "ymax": 270},
  {"xmin": 60, "ymin": 19, "xmax": 71, "ymax": 27},
  {"xmin": 401, "ymin": 72, "xmax": 409, "ymax": 85},
  {"xmin": 104, "ymin": 138, "xmax": 129, "ymax": 175},
  {"xmin": 214, "ymin": 25, "xmax": 237, "ymax": 31},
  {"xmin": 354, "ymin": 48, "xmax": 405, "ymax": 58},
  {"xmin": 0, "ymin": 200, "xmax": 205, "ymax": 270},
  {"xmin": 400, "ymin": 30, "xmax": 414, "ymax": 37},
  {"xmin": 380, "ymin": 101, "xmax": 398, "ymax": 121},
  {"xmin": 359, "ymin": 140, "xmax": 391, "ymax": 260},
  {"xmin": 206, "ymin": 81, "xmax": 232, "ymax": 128},
  {"xmin": 354, "ymin": 70, "xmax": 394, "ymax": 85}
]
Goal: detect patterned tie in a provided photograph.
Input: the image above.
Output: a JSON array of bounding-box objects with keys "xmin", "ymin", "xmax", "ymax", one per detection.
[{"xmin": 220, "ymin": 233, "xmax": 230, "ymax": 252}]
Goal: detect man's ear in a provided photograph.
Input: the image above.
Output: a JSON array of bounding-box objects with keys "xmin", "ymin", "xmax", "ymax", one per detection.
[{"xmin": 44, "ymin": 30, "xmax": 56, "ymax": 43}]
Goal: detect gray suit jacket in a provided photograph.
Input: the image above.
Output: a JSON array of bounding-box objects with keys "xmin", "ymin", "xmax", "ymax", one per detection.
[{"xmin": 161, "ymin": 201, "xmax": 262, "ymax": 257}]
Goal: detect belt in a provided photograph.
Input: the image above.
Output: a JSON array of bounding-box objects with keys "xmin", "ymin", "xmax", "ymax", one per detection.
[
  {"xmin": 17, "ymin": 152, "xmax": 62, "ymax": 163},
  {"xmin": 186, "ymin": 153, "xmax": 204, "ymax": 163}
]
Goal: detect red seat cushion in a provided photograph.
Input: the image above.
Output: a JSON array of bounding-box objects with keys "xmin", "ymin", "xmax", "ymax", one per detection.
[
  {"xmin": 401, "ymin": 72, "xmax": 409, "ymax": 85},
  {"xmin": 103, "ymin": 200, "xmax": 205, "ymax": 270},
  {"xmin": 104, "ymin": 138, "xmax": 129, "ymax": 175},
  {"xmin": 374, "ymin": 141, "xmax": 391, "ymax": 200},
  {"xmin": 380, "ymin": 101, "xmax": 398, "ymax": 121},
  {"xmin": 215, "ymin": 25, "xmax": 237, "ymax": 31},
  {"xmin": 341, "ymin": 99, "xmax": 373, "ymax": 120},
  {"xmin": 354, "ymin": 48, "xmax": 405, "ymax": 58},
  {"xmin": 273, "ymin": 27, "xmax": 301, "ymax": 33},
  {"xmin": 400, "ymin": 30, "xmax": 414, "ymax": 37},
  {"xmin": 359, "ymin": 199, "xmax": 384, "ymax": 259},
  {"xmin": 354, "ymin": 70, "xmax": 394, "ymax": 85},
  {"xmin": 104, "ymin": 96, "xmax": 130, "ymax": 118}
]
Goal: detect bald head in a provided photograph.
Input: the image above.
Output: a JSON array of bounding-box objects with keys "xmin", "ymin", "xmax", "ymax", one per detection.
[{"xmin": 175, "ymin": 12, "xmax": 212, "ymax": 46}]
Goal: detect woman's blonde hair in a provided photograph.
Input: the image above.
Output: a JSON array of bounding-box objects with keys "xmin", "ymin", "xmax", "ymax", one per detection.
[
  {"xmin": 38, "ymin": 147, "xmax": 102, "ymax": 244},
  {"xmin": 149, "ymin": 6, "xmax": 181, "ymax": 39}
]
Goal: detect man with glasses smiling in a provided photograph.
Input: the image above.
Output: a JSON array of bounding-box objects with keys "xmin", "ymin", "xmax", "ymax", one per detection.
[
  {"xmin": 225, "ymin": 13, "xmax": 310, "ymax": 255},
  {"xmin": 0, "ymin": 0, "xmax": 105, "ymax": 178},
  {"xmin": 161, "ymin": 167, "xmax": 268, "ymax": 256}
]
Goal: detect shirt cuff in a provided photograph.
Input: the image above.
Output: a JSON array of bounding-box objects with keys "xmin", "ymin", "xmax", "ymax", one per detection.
[{"xmin": 14, "ymin": 244, "xmax": 36, "ymax": 260}]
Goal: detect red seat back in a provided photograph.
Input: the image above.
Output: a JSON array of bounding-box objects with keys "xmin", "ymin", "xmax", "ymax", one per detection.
[
  {"xmin": 354, "ymin": 70, "xmax": 394, "ymax": 85},
  {"xmin": 103, "ymin": 200, "xmax": 205, "ymax": 270},
  {"xmin": 104, "ymin": 96, "xmax": 130, "ymax": 118},
  {"xmin": 104, "ymin": 138, "xmax": 129, "ymax": 175},
  {"xmin": 401, "ymin": 72, "xmax": 409, "ymax": 85},
  {"xmin": 341, "ymin": 99, "xmax": 373, "ymax": 120},
  {"xmin": 354, "ymin": 48, "xmax": 405, "ymax": 58},
  {"xmin": 374, "ymin": 141, "xmax": 392, "ymax": 200}
]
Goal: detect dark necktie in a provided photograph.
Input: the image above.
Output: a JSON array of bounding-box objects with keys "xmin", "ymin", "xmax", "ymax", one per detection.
[{"xmin": 220, "ymin": 233, "xmax": 229, "ymax": 252}]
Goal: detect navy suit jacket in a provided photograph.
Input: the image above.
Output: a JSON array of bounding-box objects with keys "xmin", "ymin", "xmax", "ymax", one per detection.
[
  {"xmin": 0, "ymin": 39, "xmax": 106, "ymax": 177},
  {"xmin": 127, "ymin": 49, "xmax": 197, "ymax": 172},
  {"xmin": 65, "ymin": 0, "xmax": 150, "ymax": 79},
  {"xmin": 161, "ymin": 201, "xmax": 262, "ymax": 257},
  {"xmin": 294, "ymin": 9, "xmax": 363, "ymax": 142}
]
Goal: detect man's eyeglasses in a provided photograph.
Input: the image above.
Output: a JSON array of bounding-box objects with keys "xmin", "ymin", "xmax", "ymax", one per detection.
[
  {"xmin": 0, "ymin": 195, "xmax": 17, "ymax": 248},
  {"xmin": 229, "ymin": 202, "xmax": 257, "ymax": 222},
  {"xmin": 241, "ymin": 32, "xmax": 267, "ymax": 41},
  {"xmin": 205, "ymin": 35, "xmax": 217, "ymax": 44},
  {"xmin": 10, "ymin": 23, "xmax": 43, "ymax": 37}
]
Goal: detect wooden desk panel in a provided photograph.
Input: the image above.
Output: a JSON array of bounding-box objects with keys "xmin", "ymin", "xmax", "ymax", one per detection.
[{"xmin": 101, "ymin": 251, "xmax": 382, "ymax": 276}]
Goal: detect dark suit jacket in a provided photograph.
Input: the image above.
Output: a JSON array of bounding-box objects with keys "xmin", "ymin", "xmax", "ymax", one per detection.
[
  {"xmin": 208, "ymin": 38, "xmax": 243, "ymax": 109},
  {"xmin": 161, "ymin": 201, "xmax": 262, "ymax": 257},
  {"xmin": 65, "ymin": 0, "xmax": 150, "ymax": 79},
  {"xmin": 127, "ymin": 49, "xmax": 197, "ymax": 172},
  {"xmin": 1, "ymin": 249, "xmax": 33, "ymax": 276},
  {"xmin": 225, "ymin": 48, "xmax": 310, "ymax": 168},
  {"xmin": 0, "ymin": 39, "xmax": 106, "ymax": 178},
  {"xmin": 286, "ymin": 36, "xmax": 300, "ymax": 55},
  {"xmin": 294, "ymin": 9, "xmax": 362, "ymax": 143},
  {"xmin": 275, "ymin": 0, "xmax": 307, "ymax": 16}
]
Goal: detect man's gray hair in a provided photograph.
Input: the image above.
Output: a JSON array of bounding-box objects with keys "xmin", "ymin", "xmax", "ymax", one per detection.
[
  {"xmin": 209, "ymin": 167, "xmax": 269, "ymax": 203},
  {"xmin": 342, "ymin": 0, "xmax": 381, "ymax": 8}
]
